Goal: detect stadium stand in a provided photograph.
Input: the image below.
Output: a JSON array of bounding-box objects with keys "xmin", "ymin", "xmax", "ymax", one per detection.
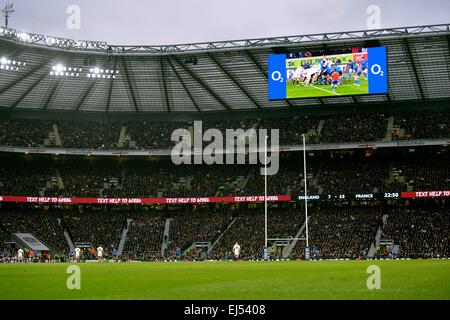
[
  {"xmin": 395, "ymin": 154, "xmax": 450, "ymax": 191},
  {"xmin": 319, "ymin": 113, "xmax": 389, "ymax": 143},
  {"xmin": 0, "ymin": 110, "xmax": 448, "ymax": 150},
  {"xmin": 291, "ymin": 206, "xmax": 383, "ymax": 259},
  {"xmin": 392, "ymin": 111, "xmax": 450, "ymax": 140},
  {"xmin": 379, "ymin": 207, "xmax": 449, "ymax": 258},
  {"xmin": 0, "ymin": 210, "xmax": 68, "ymax": 254},
  {"xmin": 122, "ymin": 211, "xmax": 166, "ymax": 260},
  {"xmin": 63, "ymin": 211, "xmax": 126, "ymax": 251},
  {"xmin": 257, "ymin": 116, "xmax": 320, "ymax": 145},
  {"xmin": 0, "ymin": 148, "xmax": 448, "ymax": 198},
  {"xmin": 210, "ymin": 207, "xmax": 304, "ymax": 260},
  {"xmin": 124, "ymin": 121, "xmax": 187, "ymax": 150},
  {"xmin": 0, "ymin": 155, "xmax": 56, "ymax": 196},
  {"xmin": 57, "ymin": 121, "xmax": 122, "ymax": 150},
  {"xmin": 0, "ymin": 203, "xmax": 447, "ymax": 260},
  {"xmin": 317, "ymin": 155, "xmax": 389, "ymax": 194},
  {"xmin": 0, "ymin": 119, "xmax": 55, "ymax": 148},
  {"xmin": 167, "ymin": 210, "xmax": 233, "ymax": 258}
]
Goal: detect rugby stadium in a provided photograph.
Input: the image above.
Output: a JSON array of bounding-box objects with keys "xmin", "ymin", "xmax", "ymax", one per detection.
[{"xmin": 0, "ymin": 22, "xmax": 449, "ymax": 301}]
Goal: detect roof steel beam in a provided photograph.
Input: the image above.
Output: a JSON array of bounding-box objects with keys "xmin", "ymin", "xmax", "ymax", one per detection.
[
  {"xmin": 403, "ymin": 38, "xmax": 425, "ymax": 99},
  {"xmin": 207, "ymin": 53, "xmax": 261, "ymax": 109},
  {"xmin": 8, "ymin": 63, "xmax": 52, "ymax": 111},
  {"xmin": 0, "ymin": 59, "xmax": 51, "ymax": 94},
  {"xmin": 2, "ymin": 24, "xmax": 449, "ymax": 55},
  {"xmin": 160, "ymin": 57, "xmax": 171, "ymax": 112},
  {"xmin": 41, "ymin": 56, "xmax": 76, "ymax": 110},
  {"xmin": 172, "ymin": 55, "xmax": 232, "ymax": 111},
  {"xmin": 105, "ymin": 58, "xmax": 118, "ymax": 112},
  {"xmin": 166, "ymin": 58, "xmax": 201, "ymax": 112},
  {"xmin": 121, "ymin": 56, "xmax": 140, "ymax": 112},
  {"xmin": 74, "ymin": 80, "xmax": 96, "ymax": 111}
]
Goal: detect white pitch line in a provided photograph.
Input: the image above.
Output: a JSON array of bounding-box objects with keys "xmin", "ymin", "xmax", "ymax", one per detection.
[{"xmin": 305, "ymin": 85, "xmax": 342, "ymax": 96}]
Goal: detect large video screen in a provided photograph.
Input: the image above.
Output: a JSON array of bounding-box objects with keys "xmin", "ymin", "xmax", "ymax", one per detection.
[{"xmin": 268, "ymin": 47, "xmax": 387, "ymax": 100}]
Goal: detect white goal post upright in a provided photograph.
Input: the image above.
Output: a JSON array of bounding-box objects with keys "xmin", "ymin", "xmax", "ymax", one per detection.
[
  {"xmin": 264, "ymin": 134, "xmax": 268, "ymax": 250},
  {"xmin": 263, "ymin": 134, "xmax": 310, "ymax": 260},
  {"xmin": 302, "ymin": 134, "xmax": 310, "ymax": 250}
]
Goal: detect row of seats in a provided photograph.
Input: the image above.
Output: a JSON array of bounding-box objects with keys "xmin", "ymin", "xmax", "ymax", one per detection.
[
  {"xmin": 0, "ymin": 110, "xmax": 448, "ymax": 149},
  {"xmin": 1, "ymin": 151, "xmax": 448, "ymax": 198}
]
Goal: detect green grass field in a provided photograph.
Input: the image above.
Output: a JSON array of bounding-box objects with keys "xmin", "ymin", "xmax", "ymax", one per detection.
[
  {"xmin": 286, "ymin": 77, "xmax": 368, "ymax": 98},
  {"xmin": 0, "ymin": 260, "xmax": 449, "ymax": 300}
]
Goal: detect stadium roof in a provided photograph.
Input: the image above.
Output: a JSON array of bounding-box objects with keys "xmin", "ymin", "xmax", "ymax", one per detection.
[{"xmin": 0, "ymin": 24, "xmax": 450, "ymax": 114}]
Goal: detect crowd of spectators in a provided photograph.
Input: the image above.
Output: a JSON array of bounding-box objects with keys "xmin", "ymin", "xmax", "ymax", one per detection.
[
  {"xmin": 392, "ymin": 111, "xmax": 450, "ymax": 140},
  {"xmin": 125, "ymin": 121, "xmax": 187, "ymax": 150},
  {"xmin": 123, "ymin": 212, "xmax": 166, "ymax": 260},
  {"xmin": 210, "ymin": 207, "xmax": 304, "ymax": 260},
  {"xmin": 0, "ymin": 204, "xmax": 447, "ymax": 261},
  {"xmin": 0, "ymin": 157, "xmax": 53, "ymax": 196},
  {"xmin": 379, "ymin": 207, "xmax": 449, "ymax": 258},
  {"xmin": 0, "ymin": 211, "xmax": 68, "ymax": 254},
  {"xmin": 317, "ymin": 154, "xmax": 389, "ymax": 194},
  {"xmin": 0, "ymin": 110, "xmax": 448, "ymax": 150},
  {"xmin": 189, "ymin": 165, "xmax": 249, "ymax": 197},
  {"xmin": 1, "ymin": 148, "xmax": 448, "ymax": 198},
  {"xmin": 320, "ymin": 113, "xmax": 389, "ymax": 143},
  {"xmin": 112, "ymin": 161, "xmax": 192, "ymax": 198},
  {"xmin": 394, "ymin": 154, "xmax": 450, "ymax": 191},
  {"xmin": 57, "ymin": 121, "xmax": 122, "ymax": 149},
  {"xmin": 0, "ymin": 119, "xmax": 54, "ymax": 147},
  {"xmin": 167, "ymin": 210, "xmax": 233, "ymax": 257},
  {"xmin": 257, "ymin": 116, "xmax": 320, "ymax": 145},
  {"xmin": 291, "ymin": 206, "xmax": 383, "ymax": 259},
  {"xmin": 49, "ymin": 159, "xmax": 123, "ymax": 198},
  {"xmin": 244, "ymin": 156, "xmax": 320, "ymax": 196},
  {"xmin": 63, "ymin": 211, "xmax": 126, "ymax": 250}
]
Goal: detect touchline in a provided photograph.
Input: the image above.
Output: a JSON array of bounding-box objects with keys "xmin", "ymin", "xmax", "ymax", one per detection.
[{"xmin": 170, "ymin": 121, "xmax": 280, "ymax": 175}]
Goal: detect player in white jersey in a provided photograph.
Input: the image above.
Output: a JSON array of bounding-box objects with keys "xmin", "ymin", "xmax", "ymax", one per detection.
[
  {"xmin": 304, "ymin": 64, "xmax": 320, "ymax": 86},
  {"xmin": 17, "ymin": 248, "xmax": 24, "ymax": 263},
  {"xmin": 233, "ymin": 242, "xmax": 241, "ymax": 261},
  {"xmin": 97, "ymin": 246, "xmax": 104, "ymax": 263},
  {"xmin": 75, "ymin": 247, "xmax": 81, "ymax": 262},
  {"xmin": 292, "ymin": 66, "xmax": 303, "ymax": 86}
]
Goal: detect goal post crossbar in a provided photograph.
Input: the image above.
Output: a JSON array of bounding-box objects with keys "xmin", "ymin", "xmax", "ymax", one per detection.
[{"xmin": 267, "ymin": 238, "xmax": 307, "ymax": 241}]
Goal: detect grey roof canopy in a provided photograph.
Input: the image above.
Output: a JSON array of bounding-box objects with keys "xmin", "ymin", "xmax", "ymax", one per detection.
[{"xmin": 0, "ymin": 24, "xmax": 449, "ymax": 113}]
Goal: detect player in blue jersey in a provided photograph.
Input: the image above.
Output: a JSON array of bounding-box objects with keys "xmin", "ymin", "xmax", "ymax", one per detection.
[
  {"xmin": 319, "ymin": 59, "xmax": 330, "ymax": 85},
  {"xmin": 343, "ymin": 59, "xmax": 353, "ymax": 82},
  {"xmin": 353, "ymin": 62, "xmax": 362, "ymax": 86},
  {"xmin": 360, "ymin": 58, "xmax": 368, "ymax": 79},
  {"xmin": 333, "ymin": 59, "xmax": 343, "ymax": 75}
]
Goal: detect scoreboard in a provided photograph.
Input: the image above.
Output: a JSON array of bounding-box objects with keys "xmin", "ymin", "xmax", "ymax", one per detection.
[
  {"xmin": 268, "ymin": 47, "xmax": 388, "ymax": 100},
  {"xmin": 298, "ymin": 192, "xmax": 400, "ymax": 201},
  {"xmin": 298, "ymin": 191, "xmax": 450, "ymax": 201}
]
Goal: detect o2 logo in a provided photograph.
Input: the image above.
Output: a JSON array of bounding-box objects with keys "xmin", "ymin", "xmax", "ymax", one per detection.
[
  {"xmin": 271, "ymin": 71, "xmax": 284, "ymax": 83},
  {"xmin": 371, "ymin": 64, "xmax": 384, "ymax": 77}
]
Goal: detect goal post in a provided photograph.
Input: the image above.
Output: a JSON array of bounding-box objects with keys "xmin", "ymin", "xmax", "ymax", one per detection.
[{"xmin": 263, "ymin": 133, "xmax": 310, "ymax": 260}]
